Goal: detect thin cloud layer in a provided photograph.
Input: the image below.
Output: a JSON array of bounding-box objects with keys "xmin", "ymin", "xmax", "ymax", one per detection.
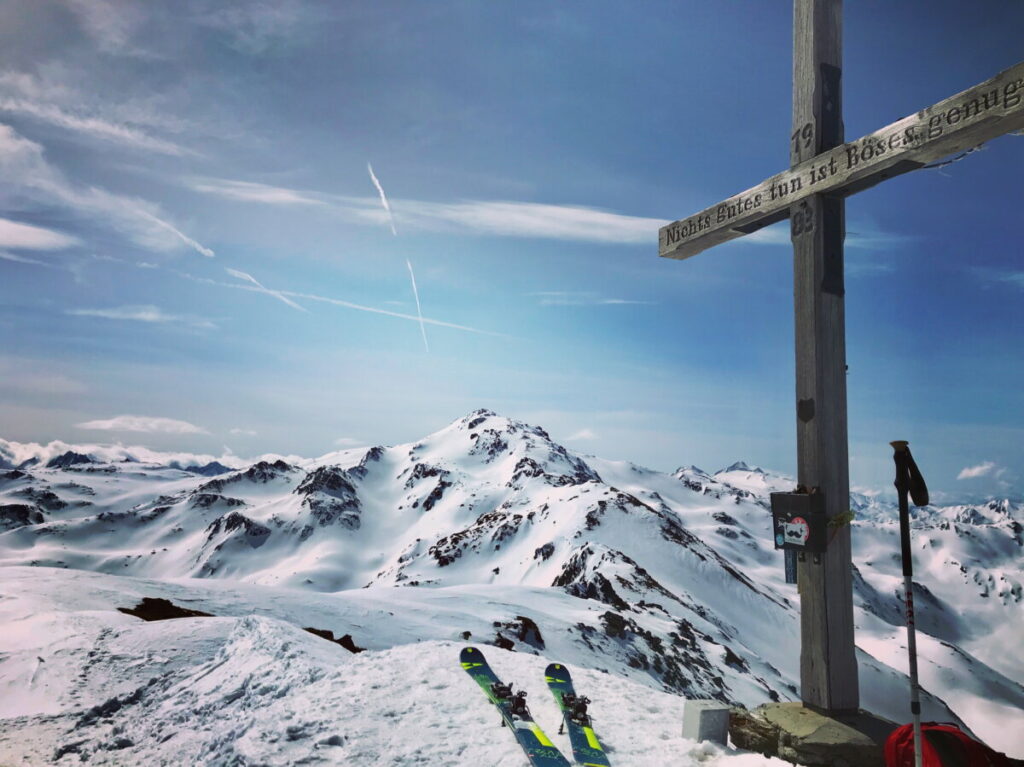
[
  {"xmin": 566, "ymin": 428, "xmax": 598, "ymax": 441},
  {"xmin": 958, "ymin": 461, "xmax": 997, "ymax": 480},
  {"xmin": 191, "ymin": 179, "xmax": 669, "ymax": 246},
  {"xmin": 63, "ymin": 0, "xmax": 150, "ymax": 56},
  {"xmin": 67, "ymin": 305, "xmax": 215, "ymax": 329},
  {"xmin": 77, "ymin": 415, "xmax": 209, "ymax": 434},
  {"xmin": 191, "ymin": 178, "xmax": 325, "ymax": 206},
  {"xmin": 341, "ymin": 196, "xmax": 668, "ymax": 244},
  {"xmin": 0, "ymin": 124, "xmax": 213, "ymax": 257},
  {"xmin": 745, "ymin": 220, "xmax": 915, "ymax": 250},
  {"xmin": 531, "ymin": 291, "xmax": 653, "ymax": 307},
  {"xmin": 193, "ymin": 0, "xmax": 315, "ymax": 55},
  {"xmin": 0, "ymin": 217, "xmax": 79, "ymax": 250},
  {"xmin": 0, "ymin": 250, "xmax": 53, "ymax": 266},
  {"xmin": 0, "ymin": 98, "xmax": 192, "ymax": 156}
]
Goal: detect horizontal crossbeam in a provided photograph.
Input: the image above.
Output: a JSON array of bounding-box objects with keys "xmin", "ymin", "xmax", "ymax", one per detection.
[{"xmin": 659, "ymin": 60, "xmax": 1024, "ymax": 260}]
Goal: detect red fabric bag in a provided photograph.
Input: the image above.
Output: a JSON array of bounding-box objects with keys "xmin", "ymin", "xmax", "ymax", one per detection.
[{"xmin": 884, "ymin": 722, "xmax": 1011, "ymax": 767}]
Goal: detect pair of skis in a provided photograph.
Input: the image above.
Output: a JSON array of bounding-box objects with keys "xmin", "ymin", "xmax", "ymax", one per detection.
[{"xmin": 460, "ymin": 646, "xmax": 611, "ymax": 767}]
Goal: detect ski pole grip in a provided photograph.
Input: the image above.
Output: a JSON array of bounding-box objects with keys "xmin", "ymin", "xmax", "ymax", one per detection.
[{"xmin": 891, "ymin": 440, "xmax": 929, "ymax": 506}]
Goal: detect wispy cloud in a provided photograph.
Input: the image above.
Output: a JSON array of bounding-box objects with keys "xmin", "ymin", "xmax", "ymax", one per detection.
[
  {"xmin": 225, "ymin": 267, "xmax": 308, "ymax": 312},
  {"xmin": 0, "ymin": 356, "xmax": 87, "ymax": 395},
  {"xmin": 190, "ymin": 178, "xmax": 326, "ymax": 206},
  {"xmin": 745, "ymin": 220, "xmax": 915, "ymax": 251},
  {"xmin": 531, "ymin": 291, "xmax": 653, "ymax": 307},
  {"xmin": 63, "ymin": 0, "xmax": 152, "ymax": 56},
  {"xmin": 0, "ymin": 124, "xmax": 213, "ymax": 257},
  {"xmin": 0, "ymin": 217, "xmax": 80, "ymax": 250},
  {"xmin": 845, "ymin": 260, "xmax": 895, "ymax": 276},
  {"xmin": 193, "ymin": 0, "xmax": 315, "ymax": 55},
  {"xmin": 67, "ymin": 304, "xmax": 216, "ymax": 329},
  {"xmin": 0, "ymin": 250, "xmax": 54, "ymax": 267},
  {"xmin": 957, "ymin": 461, "xmax": 997, "ymax": 480},
  {"xmin": 971, "ymin": 267, "xmax": 1024, "ymax": 290},
  {"xmin": 77, "ymin": 415, "xmax": 208, "ymax": 434},
  {"xmin": 187, "ymin": 178, "xmax": 676, "ymax": 247},
  {"xmin": 0, "ymin": 97, "xmax": 192, "ymax": 156},
  {"xmin": 0, "ymin": 71, "xmax": 191, "ymax": 154},
  {"xmin": 566, "ymin": 428, "xmax": 598, "ymax": 441},
  {"xmin": 230, "ymin": 428, "xmax": 258, "ymax": 437},
  {"xmin": 334, "ymin": 437, "xmax": 363, "ymax": 447},
  {"xmin": 341, "ymin": 196, "xmax": 667, "ymax": 245}
]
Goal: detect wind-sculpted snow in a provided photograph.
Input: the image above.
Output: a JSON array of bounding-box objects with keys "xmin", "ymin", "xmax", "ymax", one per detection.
[{"xmin": 0, "ymin": 411, "xmax": 1022, "ymax": 759}]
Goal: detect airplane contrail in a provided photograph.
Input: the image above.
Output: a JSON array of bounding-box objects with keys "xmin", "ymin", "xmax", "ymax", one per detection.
[
  {"xmin": 225, "ymin": 267, "xmax": 308, "ymax": 312},
  {"xmin": 368, "ymin": 162, "xmax": 429, "ymax": 352},
  {"xmin": 406, "ymin": 258, "xmax": 429, "ymax": 352},
  {"xmin": 367, "ymin": 162, "xmax": 397, "ymax": 236},
  {"xmin": 137, "ymin": 208, "xmax": 215, "ymax": 257},
  {"xmin": 169, "ymin": 267, "xmax": 508, "ymax": 337}
]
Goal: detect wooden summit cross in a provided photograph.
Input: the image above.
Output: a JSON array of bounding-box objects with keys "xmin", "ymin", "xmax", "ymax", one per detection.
[{"xmin": 659, "ymin": 0, "xmax": 1024, "ymax": 714}]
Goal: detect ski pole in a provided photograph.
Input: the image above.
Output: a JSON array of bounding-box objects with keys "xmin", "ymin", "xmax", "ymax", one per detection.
[{"xmin": 890, "ymin": 440, "xmax": 929, "ymax": 767}]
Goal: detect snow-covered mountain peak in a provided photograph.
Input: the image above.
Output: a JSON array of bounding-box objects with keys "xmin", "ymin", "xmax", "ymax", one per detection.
[
  {"xmin": 45, "ymin": 450, "xmax": 95, "ymax": 469},
  {"xmin": 720, "ymin": 460, "xmax": 760, "ymax": 474},
  {"xmin": 426, "ymin": 409, "xmax": 552, "ymax": 448},
  {"xmin": 406, "ymin": 409, "xmax": 598, "ymax": 488}
]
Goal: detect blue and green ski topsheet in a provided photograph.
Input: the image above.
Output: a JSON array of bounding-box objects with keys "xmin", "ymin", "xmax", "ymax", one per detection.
[
  {"xmin": 544, "ymin": 662, "xmax": 612, "ymax": 767},
  {"xmin": 461, "ymin": 646, "xmax": 571, "ymax": 767}
]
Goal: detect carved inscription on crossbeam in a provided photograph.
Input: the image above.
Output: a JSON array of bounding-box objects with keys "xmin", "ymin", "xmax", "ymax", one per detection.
[{"xmin": 660, "ymin": 61, "xmax": 1024, "ymax": 260}]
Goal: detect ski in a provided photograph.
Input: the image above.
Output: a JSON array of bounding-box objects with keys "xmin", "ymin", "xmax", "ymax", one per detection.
[
  {"xmin": 544, "ymin": 662, "xmax": 612, "ymax": 767},
  {"xmin": 460, "ymin": 646, "xmax": 571, "ymax": 767}
]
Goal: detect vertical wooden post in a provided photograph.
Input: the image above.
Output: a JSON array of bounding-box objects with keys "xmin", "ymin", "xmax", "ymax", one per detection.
[{"xmin": 791, "ymin": 0, "xmax": 859, "ymax": 713}]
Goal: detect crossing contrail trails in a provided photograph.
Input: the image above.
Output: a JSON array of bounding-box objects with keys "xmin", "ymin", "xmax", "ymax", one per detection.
[
  {"xmin": 367, "ymin": 162, "xmax": 397, "ymax": 236},
  {"xmin": 168, "ymin": 266, "xmax": 508, "ymax": 337},
  {"xmin": 225, "ymin": 267, "xmax": 308, "ymax": 312},
  {"xmin": 406, "ymin": 258, "xmax": 429, "ymax": 352},
  {"xmin": 368, "ymin": 162, "xmax": 429, "ymax": 352}
]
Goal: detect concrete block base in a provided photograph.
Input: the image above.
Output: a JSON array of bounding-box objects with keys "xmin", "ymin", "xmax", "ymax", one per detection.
[{"xmin": 682, "ymin": 699, "xmax": 731, "ymax": 745}]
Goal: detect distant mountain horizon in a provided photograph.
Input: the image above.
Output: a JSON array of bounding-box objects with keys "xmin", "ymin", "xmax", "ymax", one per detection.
[{"xmin": 2, "ymin": 409, "xmax": 1018, "ymax": 508}]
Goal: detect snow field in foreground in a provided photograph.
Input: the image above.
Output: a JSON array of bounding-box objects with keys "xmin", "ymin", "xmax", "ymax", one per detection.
[{"xmin": 0, "ymin": 608, "xmax": 790, "ymax": 766}]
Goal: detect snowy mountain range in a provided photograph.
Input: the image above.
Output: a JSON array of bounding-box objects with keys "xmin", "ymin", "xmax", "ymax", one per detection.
[{"xmin": 1, "ymin": 410, "xmax": 1021, "ymax": 764}]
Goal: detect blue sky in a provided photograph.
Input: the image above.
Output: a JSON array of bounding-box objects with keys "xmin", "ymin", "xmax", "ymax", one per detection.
[{"xmin": 1, "ymin": 0, "xmax": 1021, "ymax": 501}]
